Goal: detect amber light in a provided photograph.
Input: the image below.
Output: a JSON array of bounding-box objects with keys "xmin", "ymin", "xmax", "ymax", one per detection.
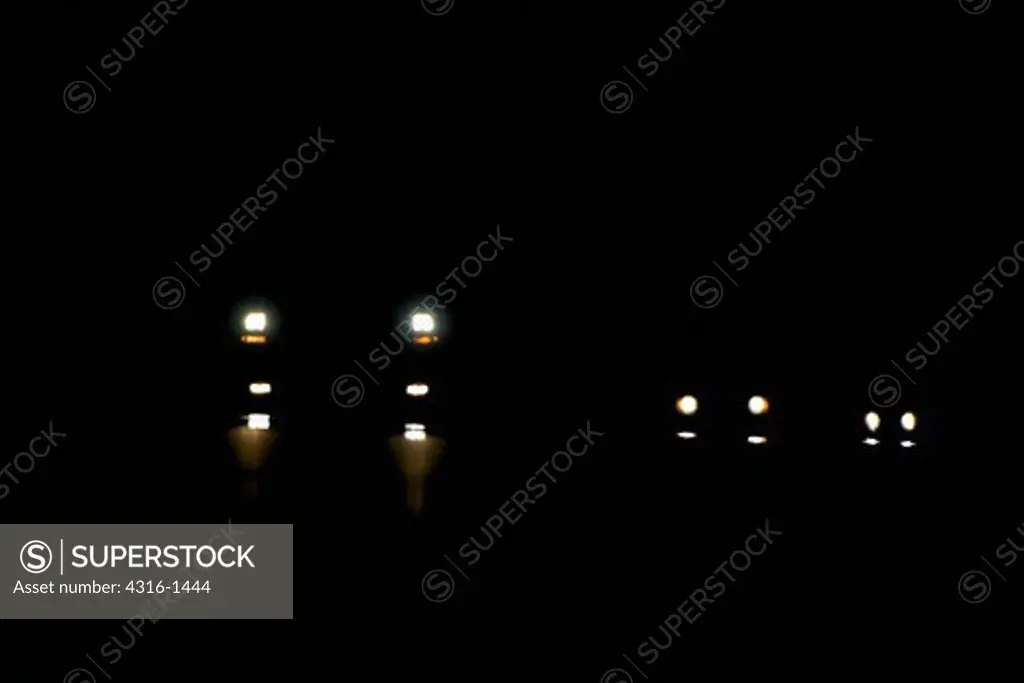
[
  {"xmin": 241, "ymin": 335, "xmax": 267, "ymax": 344},
  {"xmin": 413, "ymin": 335, "xmax": 437, "ymax": 345}
]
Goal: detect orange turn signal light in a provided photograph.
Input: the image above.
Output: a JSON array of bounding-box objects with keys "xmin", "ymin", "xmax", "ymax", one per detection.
[
  {"xmin": 413, "ymin": 335, "xmax": 437, "ymax": 345},
  {"xmin": 241, "ymin": 335, "xmax": 267, "ymax": 344}
]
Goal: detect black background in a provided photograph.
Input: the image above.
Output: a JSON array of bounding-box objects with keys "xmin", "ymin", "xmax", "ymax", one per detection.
[{"xmin": 4, "ymin": 0, "xmax": 1021, "ymax": 680}]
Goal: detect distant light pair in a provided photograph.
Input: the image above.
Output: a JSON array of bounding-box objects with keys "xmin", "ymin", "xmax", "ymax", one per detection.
[
  {"xmin": 243, "ymin": 309, "xmax": 431, "ymax": 334},
  {"xmin": 676, "ymin": 395, "xmax": 769, "ymax": 443},
  {"xmin": 675, "ymin": 395, "xmax": 769, "ymax": 416},
  {"xmin": 864, "ymin": 411, "xmax": 917, "ymax": 447},
  {"xmin": 674, "ymin": 432, "xmax": 768, "ymax": 444}
]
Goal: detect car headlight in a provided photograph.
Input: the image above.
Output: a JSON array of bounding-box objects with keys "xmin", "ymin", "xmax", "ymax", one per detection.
[
  {"xmin": 865, "ymin": 412, "xmax": 880, "ymax": 432},
  {"xmin": 243, "ymin": 312, "xmax": 267, "ymax": 332},
  {"xmin": 411, "ymin": 313, "xmax": 435, "ymax": 333},
  {"xmin": 247, "ymin": 413, "xmax": 271, "ymax": 430},
  {"xmin": 748, "ymin": 396, "xmax": 768, "ymax": 415},
  {"xmin": 676, "ymin": 395, "xmax": 698, "ymax": 415},
  {"xmin": 901, "ymin": 412, "xmax": 916, "ymax": 431}
]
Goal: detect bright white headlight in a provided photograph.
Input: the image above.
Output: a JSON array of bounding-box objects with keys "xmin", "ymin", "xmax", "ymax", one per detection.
[
  {"xmin": 863, "ymin": 437, "xmax": 880, "ymax": 446},
  {"xmin": 249, "ymin": 383, "xmax": 271, "ymax": 395},
  {"xmin": 404, "ymin": 428, "xmax": 426, "ymax": 441},
  {"xmin": 900, "ymin": 440, "xmax": 916, "ymax": 448},
  {"xmin": 747, "ymin": 435, "xmax": 767, "ymax": 444},
  {"xmin": 676, "ymin": 396, "xmax": 698, "ymax": 415},
  {"xmin": 247, "ymin": 413, "xmax": 271, "ymax": 430},
  {"xmin": 406, "ymin": 384, "xmax": 429, "ymax": 397},
  {"xmin": 243, "ymin": 312, "xmax": 267, "ymax": 332},
  {"xmin": 411, "ymin": 313, "xmax": 435, "ymax": 333},
  {"xmin": 901, "ymin": 412, "xmax": 916, "ymax": 431},
  {"xmin": 677, "ymin": 431, "xmax": 697, "ymax": 439},
  {"xmin": 865, "ymin": 412, "xmax": 880, "ymax": 432},
  {"xmin": 748, "ymin": 396, "xmax": 768, "ymax": 415}
]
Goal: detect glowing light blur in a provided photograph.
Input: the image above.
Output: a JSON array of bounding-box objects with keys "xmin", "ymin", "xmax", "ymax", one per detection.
[
  {"xmin": 863, "ymin": 437, "xmax": 879, "ymax": 446},
  {"xmin": 240, "ymin": 335, "xmax": 266, "ymax": 344},
  {"xmin": 901, "ymin": 412, "xmax": 917, "ymax": 431},
  {"xmin": 413, "ymin": 335, "xmax": 437, "ymax": 345},
  {"xmin": 404, "ymin": 429, "xmax": 426, "ymax": 441},
  {"xmin": 247, "ymin": 413, "xmax": 270, "ymax": 430},
  {"xmin": 411, "ymin": 313, "xmax": 435, "ymax": 333},
  {"xmin": 748, "ymin": 396, "xmax": 768, "ymax": 415},
  {"xmin": 901, "ymin": 440, "xmax": 916, "ymax": 448},
  {"xmin": 249, "ymin": 383, "xmax": 271, "ymax": 395},
  {"xmin": 677, "ymin": 431, "xmax": 697, "ymax": 439},
  {"xmin": 388, "ymin": 431, "xmax": 444, "ymax": 514},
  {"xmin": 405, "ymin": 423, "xmax": 425, "ymax": 431},
  {"xmin": 865, "ymin": 412, "xmax": 880, "ymax": 432},
  {"xmin": 747, "ymin": 435, "xmax": 767, "ymax": 444},
  {"xmin": 227, "ymin": 426, "xmax": 277, "ymax": 471},
  {"xmin": 243, "ymin": 312, "xmax": 267, "ymax": 332},
  {"xmin": 676, "ymin": 396, "xmax": 698, "ymax": 415},
  {"xmin": 406, "ymin": 384, "xmax": 429, "ymax": 397}
]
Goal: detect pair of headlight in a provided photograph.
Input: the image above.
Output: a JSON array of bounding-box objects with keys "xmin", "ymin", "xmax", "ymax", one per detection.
[
  {"xmin": 675, "ymin": 395, "xmax": 769, "ymax": 416},
  {"xmin": 238, "ymin": 307, "xmax": 437, "ymax": 343},
  {"xmin": 865, "ymin": 411, "xmax": 915, "ymax": 432},
  {"xmin": 864, "ymin": 411, "xmax": 917, "ymax": 447},
  {"xmin": 675, "ymin": 395, "xmax": 770, "ymax": 443}
]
